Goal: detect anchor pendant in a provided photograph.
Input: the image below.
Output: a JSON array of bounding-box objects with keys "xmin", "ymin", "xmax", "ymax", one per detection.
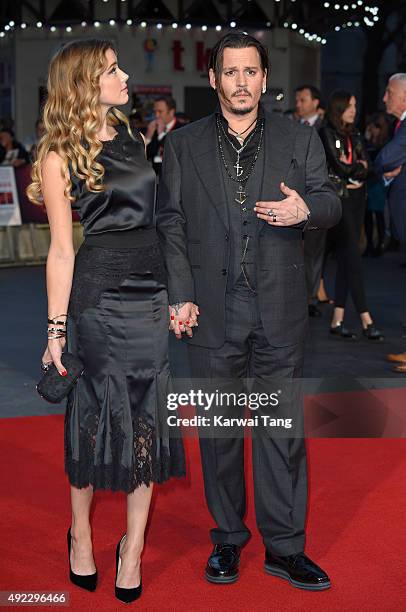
[{"xmin": 235, "ymin": 185, "xmax": 247, "ymax": 205}]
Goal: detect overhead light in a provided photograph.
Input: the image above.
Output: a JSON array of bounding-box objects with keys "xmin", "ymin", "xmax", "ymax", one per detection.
[
  {"xmin": 156, "ymin": 23, "xmax": 163, "ymax": 29},
  {"xmin": 126, "ymin": 19, "xmax": 133, "ymax": 25},
  {"xmin": 66, "ymin": 26, "xmax": 72, "ymax": 32},
  {"xmin": 109, "ymin": 19, "xmax": 115, "ymax": 26},
  {"xmin": 94, "ymin": 21, "xmax": 100, "ymax": 27},
  {"xmin": 185, "ymin": 23, "xmax": 192, "ymax": 29},
  {"xmin": 81, "ymin": 21, "xmax": 87, "ymax": 27},
  {"xmin": 172, "ymin": 22, "xmax": 178, "ymax": 29},
  {"xmin": 50, "ymin": 25, "xmax": 56, "ymax": 32},
  {"xmin": 37, "ymin": 21, "xmax": 43, "ymax": 28},
  {"xmin": 21, "ymin": 23, "xmax": 27, "ymax": 29},
  {"xmin": 201, "ymin": 25, "xmax": 207, "ymax": 31},
  {"xmin": 140, "ymin": 21, "xmax": 147, "ymax": 28},
  {"xmin": 216, "ymin": 25, "xmax": 222, "ymax": 31},
  {"xmin": 230, "ymin": 21, "xmax": 236, "ymax": 28},
  {"xmin": 9, "ymin": 20, "xmax": 15, "ymax": 27}
]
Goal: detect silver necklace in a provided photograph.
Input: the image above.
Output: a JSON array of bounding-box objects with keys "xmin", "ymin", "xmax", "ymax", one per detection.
[
  {"xmin": 218, "ymin": 119, "xmax": 258, "ymax": 177},
  {"xmin": 216, "ymin": 117, "xmax": 265, "ymax": 206},
  {"xmin": 228, "ymin": 117, "xmax": 258, "ymax": 142}
]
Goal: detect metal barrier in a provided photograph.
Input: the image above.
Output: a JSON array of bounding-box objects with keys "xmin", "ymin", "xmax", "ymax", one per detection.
[{"xmin": 0, "ymin": 223, "xmax": 84, "ymax": 266}]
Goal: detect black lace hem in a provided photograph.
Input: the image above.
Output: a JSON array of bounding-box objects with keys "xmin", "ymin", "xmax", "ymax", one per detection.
[{"xmin": 64, "ymin": 453, "xmax": 186, "ymax": 494}]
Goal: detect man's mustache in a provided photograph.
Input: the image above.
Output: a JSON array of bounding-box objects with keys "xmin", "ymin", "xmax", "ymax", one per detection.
[{"xmin": 232, "ymin": 90, "xmax": 251, "ymax": 97}]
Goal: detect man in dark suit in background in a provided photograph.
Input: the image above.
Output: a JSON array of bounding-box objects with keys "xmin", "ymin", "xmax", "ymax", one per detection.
[
  {"xmin": 145, "ymin": 95, "xmax": 180, "ymax": 176},
  {"xmin": 375, "ymin": 73, "xmax": 406, "ymax": 372},
  {"xmin": 295, "ymin": 85, "xmax": 327, "ymax": 318},
  {"xmin": 157, "ymin": 32, "xmax": 340, "ymax": 590}
]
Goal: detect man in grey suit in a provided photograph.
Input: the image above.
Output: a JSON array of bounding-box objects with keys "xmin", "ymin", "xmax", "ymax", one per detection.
[{"xmin": 157, "ymin": 32, "xmax": 340, "ymax": 590}]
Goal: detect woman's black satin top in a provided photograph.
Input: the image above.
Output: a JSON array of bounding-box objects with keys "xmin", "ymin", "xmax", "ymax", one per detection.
[{"xmin": 70, "ymin": 122, "xmax": 156, "ymax": 235}]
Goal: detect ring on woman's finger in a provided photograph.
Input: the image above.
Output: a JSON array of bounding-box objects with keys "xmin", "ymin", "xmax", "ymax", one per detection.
[
  {"xmin": 272, "ymin": 214, "xmax": 277, "ymax": 222},
  {"xmin": 41, "ymin": 362, "xmax": 51, "ymax": 371},
  {"xmin": 267, "ymin": 209, "xmax": 274, "ymax": 217}
]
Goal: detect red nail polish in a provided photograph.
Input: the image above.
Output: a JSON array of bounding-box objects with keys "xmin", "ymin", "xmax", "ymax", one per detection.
[
  {"xmin": 170, "ymin": 315, "xmax": 174, "ymax": 320},
  {"xmin": 61, "ymin": 370, "xmax": 68, "ymax": 377},
  {"xmin": 186, "ymin": 320, "xmax": 190, "ymax": 325},
  {"xmin": 179, "ymin": 321, "xmax": 183, "ymax": 325}
]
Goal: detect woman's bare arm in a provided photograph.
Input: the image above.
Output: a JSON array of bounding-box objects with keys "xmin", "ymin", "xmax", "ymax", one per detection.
[{"xmin": 41, "ymin": 151, "xmax": 75, "ymax": 373}]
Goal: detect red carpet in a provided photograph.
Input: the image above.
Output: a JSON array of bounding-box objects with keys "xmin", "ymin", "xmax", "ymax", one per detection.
[{"xmin": 0, "ymin": 414, "xmax": 405, "ymax": 610}]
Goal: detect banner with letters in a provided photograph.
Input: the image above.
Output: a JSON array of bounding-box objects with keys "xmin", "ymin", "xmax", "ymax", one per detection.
[{"xmin": 0, "ymin": 166, "xmax": 22, "ymax": 226}]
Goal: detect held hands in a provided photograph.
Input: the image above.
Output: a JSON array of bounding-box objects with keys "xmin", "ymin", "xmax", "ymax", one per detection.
[
  {"xmin": 169, "ymin": 302, "xmax": 200, "ymax": 339},
  {"xmin": 254, "ymin": 182, "xmax": 310, "ymax": 227}
]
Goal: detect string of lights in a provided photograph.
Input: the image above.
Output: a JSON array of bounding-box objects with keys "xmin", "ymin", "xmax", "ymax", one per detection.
[{"xmin": 0, "ymin": 0, "xmax": 382, "ymax": 44}]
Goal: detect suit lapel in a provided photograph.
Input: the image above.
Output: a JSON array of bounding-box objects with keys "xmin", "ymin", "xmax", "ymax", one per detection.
[
  {"xmin": 189, "ymin": 115, "xmax": 229, "ymax": 231},
  {"xmin": 260, "ymin": 112, "xmax": 297, "ymax": 201}
]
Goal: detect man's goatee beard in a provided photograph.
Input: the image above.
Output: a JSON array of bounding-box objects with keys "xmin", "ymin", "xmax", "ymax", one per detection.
[{"xmin": 229, "ymin": 105, "xmax": 256, "ymax": 116}]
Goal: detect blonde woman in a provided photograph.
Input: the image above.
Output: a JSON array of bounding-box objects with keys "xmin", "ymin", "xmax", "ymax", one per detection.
[{"xmin": 27, "ymin": 39, "xmax": 186, "ymax": 603}]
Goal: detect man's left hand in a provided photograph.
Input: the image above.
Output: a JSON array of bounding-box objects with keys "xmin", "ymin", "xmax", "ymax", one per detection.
[{"xmin": 254, "ymin": 182, "xmax": 309, "ymax": 226}]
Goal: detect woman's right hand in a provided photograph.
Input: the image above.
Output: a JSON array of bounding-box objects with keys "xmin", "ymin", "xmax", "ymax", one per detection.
[{"xmin": 42, "ymin": 337, "xmax": 67, "ymax": 376}]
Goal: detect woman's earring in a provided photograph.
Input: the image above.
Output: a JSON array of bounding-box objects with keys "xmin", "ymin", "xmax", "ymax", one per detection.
[{"xmin": 262, "ymin": 86, "xmax": 266, "ymax": 94}]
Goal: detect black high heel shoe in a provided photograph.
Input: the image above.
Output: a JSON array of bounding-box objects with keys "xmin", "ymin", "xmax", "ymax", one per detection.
[
  {"xmin": 329, "ymin": 322, "xmax": 357, "ymax": 340},
  {"xmin": 362, "ymin": 323, "xmax": 385, "ymax": 341},
  {"xmin": 67, "ymin": 527, "xmax": 97, "ymax": 592},
  {"xmin": 115, "ymin": 534, "xmax": 142, "ymax": 603}
]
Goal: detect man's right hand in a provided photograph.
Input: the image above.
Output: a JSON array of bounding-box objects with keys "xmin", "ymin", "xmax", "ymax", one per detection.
[
  {"xmin": 169, "ymin": 302, "xmax": 200, "ymax": 339},
  {"xmin": 384, "ymin": 165, "xmax": 402, "ymax": 179}
]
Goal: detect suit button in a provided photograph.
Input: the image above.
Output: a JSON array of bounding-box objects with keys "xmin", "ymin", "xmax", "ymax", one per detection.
[
  {"xmin": 221, "ymin": 269, "xmax": 227, "ymax": 275},
  {"xmin": 225, "ymin": 234, "xmax": 229, "ymax": 241}
]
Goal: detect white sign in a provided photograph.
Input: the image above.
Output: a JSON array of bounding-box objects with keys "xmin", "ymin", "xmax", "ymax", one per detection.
[{"xmin": 0, "ymin": 166, "xmax": 22, "ymax": 226}]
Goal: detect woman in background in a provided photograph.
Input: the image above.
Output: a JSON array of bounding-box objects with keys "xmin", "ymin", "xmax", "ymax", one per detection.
[
  {"xmin": 319, "ymin": 90, "xmax": 384, "ymax": 340},
  {"xmin": 27, "ymin": 39, "xmax": 186, "ymax": 603}
]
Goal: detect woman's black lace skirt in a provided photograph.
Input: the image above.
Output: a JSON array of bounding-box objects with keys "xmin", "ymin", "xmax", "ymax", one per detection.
[{"xmin": 65, "ymin": 231, "xmax": 185, "ymax": 493}]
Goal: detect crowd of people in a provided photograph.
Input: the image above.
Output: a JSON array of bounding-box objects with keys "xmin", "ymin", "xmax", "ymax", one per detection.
[
  {"xmin": 12, "ymin": 32, "xmax": 406, "ymax": 603},
  {"xmin": 2, "ymin": 73, "xmax": 406, "ymax": 365}
]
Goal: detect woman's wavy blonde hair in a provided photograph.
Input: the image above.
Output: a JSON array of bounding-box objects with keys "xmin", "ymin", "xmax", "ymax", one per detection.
[{"xmin": 27, "ymin": 38, "xmax": 131, "ymax": 204}]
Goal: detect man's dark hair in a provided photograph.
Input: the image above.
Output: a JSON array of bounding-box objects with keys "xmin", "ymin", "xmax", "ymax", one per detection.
[
  {"xmin": 155, "ymin": 96, "xmax": 176, "ymax": 112},
  {"xmin": 0, "ymin": 127, "xmax": 15, "ymax": 138},
  {"xmin": 295, "ymin": 84, "xmax": 321, "ymax": 103},
  {"xmin": 208, "ymin": 31, "xmax": 269, "ymax": 90}
]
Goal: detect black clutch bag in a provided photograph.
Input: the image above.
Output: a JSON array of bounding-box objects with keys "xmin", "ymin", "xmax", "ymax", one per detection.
[{"xmin": 36, "ymin": 352, "xmax": 84, "ymax": 404}]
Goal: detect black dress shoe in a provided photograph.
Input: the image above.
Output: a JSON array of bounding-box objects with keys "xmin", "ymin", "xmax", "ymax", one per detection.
[
  {"xmin": 329, "ymin": 322, "xmax": 357, "ymax": 340},
  {"xmin": 264, "ymin": 551, "xmax": 331, "ymax": 591},
  {"xmin": 362, "ymin": 323, "xmax": 384, "ymax": 341},
  {"xmin": 308, "ymin": 304, "xmax": 322, "ymax": 318},
  {"xmin": 67, "ymin": 527, "xmax": 97, "ymax": 592},
  {"xmin": 205, "ymin": 544, "xmax": 240, "ymax": 584},
  {"xmin": 115, "ymin": 534, "xmax": 142, "ymax": 603}
]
